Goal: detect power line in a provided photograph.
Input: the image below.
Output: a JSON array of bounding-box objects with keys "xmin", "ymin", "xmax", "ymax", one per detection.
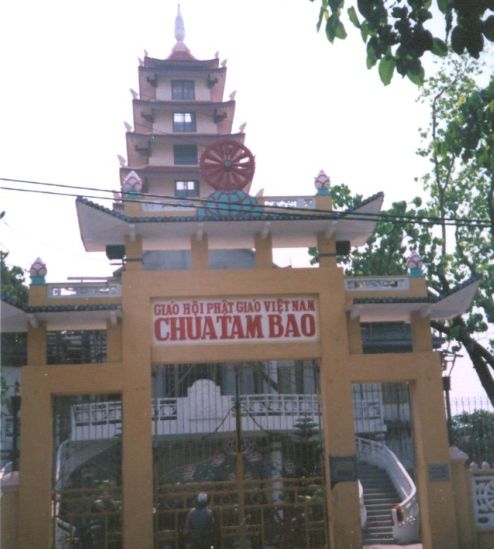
[
  {"xmin": 0, "ymin": 175, "xmax": 487, "ymax": 225},
  {"xmin": 1, "ymin": 182, "xmax": 489, "ymax": 229},
  {"xmin": 0, "ymin": 176, "xmax": 491, "ymax": 229},
  {"xmin": 8, "ymin": 175, "xmax": 494, "ymax": 229}
]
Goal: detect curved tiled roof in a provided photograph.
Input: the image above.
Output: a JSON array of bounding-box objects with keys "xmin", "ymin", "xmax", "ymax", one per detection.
[
  {"xmin": 26, "ymin": 304, "xmax": 121, "ymax": 314},
  {"xmin": 75, "ymin": 195, "xmax": 384, "ymax": 224},
  {"xmin": 348, "ymin": 276, "xmax": 480, "ymax": 322},
  {"xmin": 353, "ymin": 296, "xmax": 436, "ymax": 305}
]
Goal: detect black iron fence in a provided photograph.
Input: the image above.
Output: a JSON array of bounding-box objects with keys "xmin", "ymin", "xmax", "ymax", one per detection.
[{"xmin": 449, "ymin": 396, "xmax": 494, "ymax": 465}]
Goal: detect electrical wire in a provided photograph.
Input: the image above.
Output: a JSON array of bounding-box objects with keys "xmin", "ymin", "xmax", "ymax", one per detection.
[
  {"xmin": 1, "ymin": 182, "xmax": 489, "ymax": 228},
  {"xmin": 0, "ymin": 176, "xmax": 491, "ymax": 229},
  {"xmin": 0, "ymin": 175, "xmax": 489, "ymax": 223},
  {"xmin": 0, "ymin": 173, "xmax": 490, "ymax": 227}
]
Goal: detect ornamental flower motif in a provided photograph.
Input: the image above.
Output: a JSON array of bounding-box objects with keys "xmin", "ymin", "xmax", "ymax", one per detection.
[
  {"xmin": 407, "ymin": 251, "xmax": 424, "ymax": 277},
  {"xmin": 314, "ymin": 170, "xmax": 331, "ymax": 191},
  {"xmin": 407, "ymin": 251, "xmax": 423, "ymax": 270},
  {"xmin": 122, "ymin": 170, "xmax": 142, "ymax": 193},
  {"xmin": 29, "ymin": 257, "xmax": 47, "ymax": 278}
]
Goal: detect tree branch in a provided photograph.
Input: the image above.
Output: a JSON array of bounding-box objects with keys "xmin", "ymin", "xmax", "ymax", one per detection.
[{"xmin": 432, "ymin": 319, "xmax": 494, "ymax": 406}]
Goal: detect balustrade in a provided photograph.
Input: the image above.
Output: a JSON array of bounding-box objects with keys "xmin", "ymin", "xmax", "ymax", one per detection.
[
  {"xmin": 471, "ymin": 469, "xmax": 494, "ymax": 528},
  {"xmin": 261, "ymin": 196, "xmax": 316, "ymax": 210},
  {"xmin": 355, "ymin": 436, "xmax": 419, "ymax": 544},
  {"xmin": 70, "ymin": 390, "xmax": 387, "ymax": 440},
  {"xmin": 70, "ymin": 393, "xmax": 321, "ymax": 440},
  {"xmin": 345, "ymin": 277, "xmax": 410, "ymax": 292},
  {"xmin": 139, "ymin": 195, "xmax": 316, "ymax": 213},
  {"xmin": 48, "ymin": 283, "xmax": 121, "ymax": 299}
]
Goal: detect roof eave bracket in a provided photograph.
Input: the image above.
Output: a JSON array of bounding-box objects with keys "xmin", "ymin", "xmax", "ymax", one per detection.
[{"xmin": 28, "ymin": 313, "xmax": 39, "ymax": 329}]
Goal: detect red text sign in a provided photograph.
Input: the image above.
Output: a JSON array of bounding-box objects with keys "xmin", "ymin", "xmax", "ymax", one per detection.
[{"xmin": 152, "ymin": 296, "xmax": 318, "ymax": 345}]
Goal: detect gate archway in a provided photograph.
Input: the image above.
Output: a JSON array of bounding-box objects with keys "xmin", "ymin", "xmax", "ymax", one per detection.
[{"xmin": 152, "ymin": 361, "xmax": 329, "ymax": 549}]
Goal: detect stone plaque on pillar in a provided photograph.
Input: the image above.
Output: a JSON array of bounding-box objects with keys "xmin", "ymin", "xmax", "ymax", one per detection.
[
  {"xmin": 330, "ymin": 455, "xmax": 357, "ymax": 487},
  {"xmin": 428, "ymin": 463, "xmax": 450, "ymax": 481}
]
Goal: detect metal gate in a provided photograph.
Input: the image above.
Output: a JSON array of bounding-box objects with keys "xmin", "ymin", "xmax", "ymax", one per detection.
[
  {"xmin": 52, "ymin": 395, "xmax": 123, "ymax": 549},
  {"xmin": 152, "ymin": 361, "xmax": 329, "ymax": 549}
]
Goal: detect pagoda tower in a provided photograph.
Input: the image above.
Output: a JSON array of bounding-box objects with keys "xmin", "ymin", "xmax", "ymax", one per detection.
[{"xmin": 121, "ymin": 7, "xmax": 247, "ymax": 211}]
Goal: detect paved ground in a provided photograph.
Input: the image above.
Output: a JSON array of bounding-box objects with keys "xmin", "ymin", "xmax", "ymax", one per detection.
[{"xmin": 364, "ymin": 545, "xmax": 422, "ymax": 549}]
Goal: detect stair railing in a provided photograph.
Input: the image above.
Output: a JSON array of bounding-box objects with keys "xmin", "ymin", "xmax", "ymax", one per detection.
[
  {"xmin": 355, "ymin": 436, "xmax": 420, "ymax": 544},
  {"xmin": 358, "ymin": 480, "xmax": 367, "ymax": 528}
]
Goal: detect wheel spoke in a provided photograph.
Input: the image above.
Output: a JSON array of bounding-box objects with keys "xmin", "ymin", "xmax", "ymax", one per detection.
[
  {"xmin": 206, "ymin": 149, "xmax": 223, "ymax": 162},
  {"xmin": 200, "ymin": 140, "xmax": 255, "ymax": 190},
  {"xmin": 205, "ymin": 165, "xmax": 225, "ymax": 176}
]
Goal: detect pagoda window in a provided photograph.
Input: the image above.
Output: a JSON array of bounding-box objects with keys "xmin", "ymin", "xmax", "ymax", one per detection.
[
  {"xmin": 171, "ymin": 79, "xmax": 195, "ymax": 100},
  {"xmin": 173, "ymin": 145, "xmax": 198, "ymax": 165},
  {"xmin": 175, "ymin": 180, "xmax": 199, "ymax": 198},
  {"xmin": 173, "ymin": 112, "xmax": 196, "ymax": 132}
]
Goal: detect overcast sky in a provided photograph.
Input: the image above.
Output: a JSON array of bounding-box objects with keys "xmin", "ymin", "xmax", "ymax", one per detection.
[{"xmin": 0, "ymin": 0, "xmax": 491, "ymax": 398}]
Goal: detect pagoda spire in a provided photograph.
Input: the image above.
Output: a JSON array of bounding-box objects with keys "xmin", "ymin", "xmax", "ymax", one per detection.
[
  {"xmin": 168, "ymin": 4, "xmax": 194, "ymax": 60},
  {"xmin": 175, "ymin": 4, "xmax": 185, "ymax": 43}
]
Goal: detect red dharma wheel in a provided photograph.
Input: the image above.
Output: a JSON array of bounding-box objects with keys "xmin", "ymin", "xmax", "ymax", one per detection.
[{"xmin": 200, "ymin": 140, "xmax": 255, "ymax": 191}]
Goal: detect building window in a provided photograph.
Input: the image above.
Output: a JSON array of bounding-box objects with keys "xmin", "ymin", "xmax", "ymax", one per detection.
[
  {"xmin": 382, "ymin": 383, "xmax": 409, "ymax": 404},
  {"xmin": 47, "ymin": 330, "xmax": 107, "ymax": 364},
  {"xmin": 171, "ymin": 80, "xmax": 195, "ymax": 100},
  {"xmin": 173, "ymin": 112, "xmax": 196, "ymax": 132},
  {"xmin": 175, "ymin": 180, "xmax": 199, "ymax": 197},
  {"xmin": 173, "ymin": 145, "xmax": 198, "ymax": 165},
  {"xmin": 361, "ymin": 322, "xmax": 413, "ymax": 354}
]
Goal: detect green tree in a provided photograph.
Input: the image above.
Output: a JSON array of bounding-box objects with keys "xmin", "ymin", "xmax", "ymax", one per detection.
[
  {"xmin": 311, "ymin": 58, "xmax": 494, "ymax": 404},
  {"xmin": 1, "ymin": 251, "xmax": 28, "ymax": 405},
  {"xmin": 292, "ymin": 415, "xmax": 323, "ymax": 476},
  {"xmin": 312, "ymin": 0, "xmax": 494, "ymax": 84},
  {"xmin": 451, "ymin": 410, "xmax": 494, "ymax": 463},
  {"xmin": 0, "ymin": 250, "xmax": 28, "ymax": 307}
]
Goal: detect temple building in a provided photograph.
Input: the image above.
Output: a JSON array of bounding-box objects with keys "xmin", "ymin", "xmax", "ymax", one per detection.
[{"xmin": 1, "ymin": 8, "xmax": 480, "ymax": 549}]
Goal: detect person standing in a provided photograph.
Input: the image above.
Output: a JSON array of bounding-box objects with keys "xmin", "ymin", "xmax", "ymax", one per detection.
[{"xmin": 184, "ymin": 492, "xmax": 214, "ymax": 549}]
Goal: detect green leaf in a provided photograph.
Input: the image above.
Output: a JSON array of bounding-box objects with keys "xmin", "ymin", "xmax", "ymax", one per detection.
[
  {"xmin": 335, "ymin": 21, "xmax": 347, "ymax": 40},
  {"xmin": 326, "ymin": 13, "xmax": 347, "ymax": 42},
  {"xmin": 407, "ymin": 63, "xmax": 425, "ymax": 85},
  {"xmin": 366, "ymin": 44, "xmax": 377, "ymax": 69},
  {"xmin": 325, "ymin": 15, "xmax": 338, "ymax": 43},
  {"xmin": 431, "ymin": 37, "xmax": 448, "ymax": 56},
  {"xmin": 347, "ymin": 6, "xmax": 361, "ymax": 29},
  {"xmin": 482, "ymin": 15, "xmax": 494, "ymax": 42},
  {"xmin": 328, "ymin": 0, "xmax": 344, "ymax": 9},
  {"xmin": 437, "ymin": 0, "xmax": 453, "ymax": 14},
  {"xmin": 360, "ymin": 21, "xmax": 370, "ymax": 42},
  {"xmin": 451, "ymin": 25, "xmax": 466, "ymax": 54},
  {"xmin": 378, "ymin": 57, "xmax": 395, "ymax": 85},
  {"xmin": 317, "ymin": 6, "xmax": 329, "ymax": 32}
]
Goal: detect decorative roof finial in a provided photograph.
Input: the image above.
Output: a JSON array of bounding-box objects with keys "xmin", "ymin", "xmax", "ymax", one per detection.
[
  {"xmin": 314, "ymin": 170, "xmax": 331, "ymax": 196},
  {"xmin": 168, "ymin": 4, "xmax": 194, "ymax": 60},
  {"xmin": 407, "ymin": 250, "xmax": 424, "ymax": 277},
  {"xmin": 30, "ymin": 257, "xmax": 47, "ymax": 285},
  {"xmin": 175, "ymin": 4, "xmax": 185, "ymax": 43},
  {"xmin": 122, "ymin": 170, "xmax": 143, "ymax": 197}
]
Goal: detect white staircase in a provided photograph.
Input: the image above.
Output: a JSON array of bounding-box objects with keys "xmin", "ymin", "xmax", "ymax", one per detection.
[{"xmin": 356, "ymin": 436, "xmax": 420, "ymax": 545}]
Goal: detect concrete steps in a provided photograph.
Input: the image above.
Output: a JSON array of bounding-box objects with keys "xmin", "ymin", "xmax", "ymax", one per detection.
[{"xmin": 358, "ymin": 462, "xmax": 401, "ymax": 545}]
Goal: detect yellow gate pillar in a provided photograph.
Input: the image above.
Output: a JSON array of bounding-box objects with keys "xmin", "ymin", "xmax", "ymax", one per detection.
[
  {"xmin": 121, "ymin": 272, "xmax": 154, "ymax": 549},
  {"xmin": 318, "ymin": 266, "xmax": 362, "ymax": 549},
  {"xmin": 412, "ymin": 352, "xmax": 461, "ymax": 549}
]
